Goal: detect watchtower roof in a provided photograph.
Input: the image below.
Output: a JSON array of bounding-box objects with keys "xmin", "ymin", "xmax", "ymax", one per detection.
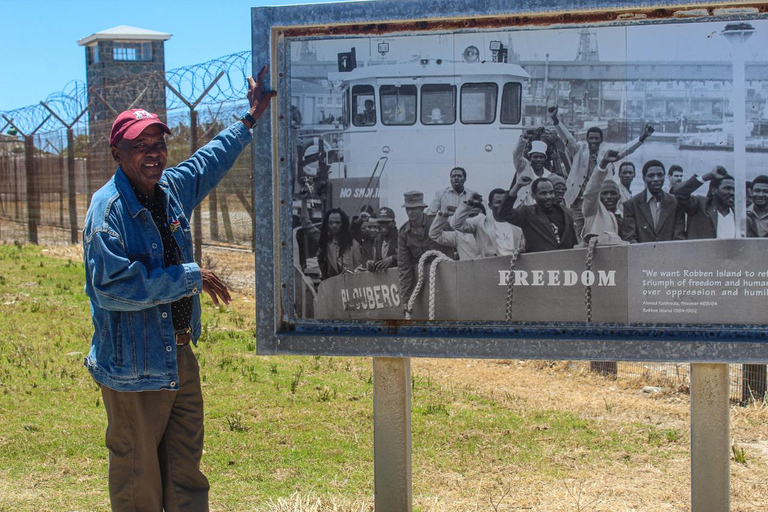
[{"xmin": 78, "ymin": 25, "xmax": 172, "ymax": 46}]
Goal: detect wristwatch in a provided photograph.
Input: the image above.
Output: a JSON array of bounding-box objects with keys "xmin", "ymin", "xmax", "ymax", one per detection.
[{"xmin": 240, "ymin": 110, "xmax": 257, "ymax": 129}]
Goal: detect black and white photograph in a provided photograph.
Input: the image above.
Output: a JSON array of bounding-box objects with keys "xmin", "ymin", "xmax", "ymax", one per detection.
[{"xmin": 288, "ymin": 17, "xmax": 768, "ymax": 325}]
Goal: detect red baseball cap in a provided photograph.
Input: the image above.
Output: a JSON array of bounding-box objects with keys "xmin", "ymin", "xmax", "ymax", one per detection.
[{"xmin": 109, "ymin": 108, "xmax": 170, "ymax": 147}]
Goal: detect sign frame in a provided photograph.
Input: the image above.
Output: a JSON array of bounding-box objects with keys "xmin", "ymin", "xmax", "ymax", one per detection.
[{"xmin": 252, "ymin": 0, "xmax": 768, "ymax": 361}]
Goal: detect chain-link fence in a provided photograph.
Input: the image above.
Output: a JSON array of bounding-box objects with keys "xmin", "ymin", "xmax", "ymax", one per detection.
[{"xmin": 0, "ymin": 51, "xmax": 254, "ymax": 252}]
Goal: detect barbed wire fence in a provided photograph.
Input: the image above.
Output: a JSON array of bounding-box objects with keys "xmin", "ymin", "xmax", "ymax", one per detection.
[
  {"xmin": 0, "ymin": 51, "xmax": 253, "ymax": 252},
  {"xmin": 0, "ymin": 51, "xmax": 763, "ymax": 402}
]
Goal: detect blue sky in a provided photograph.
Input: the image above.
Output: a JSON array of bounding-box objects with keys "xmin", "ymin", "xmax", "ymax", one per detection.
[
  {"xmin": 0, "ymin": 0, "xmax": 343, "ymax": 111},
  {"xmin": 2, "ymin": 1, "xmax": 767, "ymax": 112}
]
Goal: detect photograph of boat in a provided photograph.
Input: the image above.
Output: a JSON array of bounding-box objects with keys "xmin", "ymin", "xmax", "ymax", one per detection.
[{"xmin": 287, "ymin": 18, "xmax": 768, "ymax": 326}]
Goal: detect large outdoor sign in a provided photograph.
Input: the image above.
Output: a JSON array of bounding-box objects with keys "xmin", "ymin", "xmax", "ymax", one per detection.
[{"xmin": 253, "ymin": 0, "xmax": 768, "ymax": 361}]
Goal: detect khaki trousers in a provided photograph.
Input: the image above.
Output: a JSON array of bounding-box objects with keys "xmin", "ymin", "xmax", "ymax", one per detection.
[{"xmin": 100, "ymin": 344, "xmax": 209, "ymax": 512}]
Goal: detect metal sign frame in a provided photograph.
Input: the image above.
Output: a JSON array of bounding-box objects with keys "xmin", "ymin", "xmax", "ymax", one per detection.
[{"xmin": 252, "ymin": 0, "xmax": 768, "ymax": 361}]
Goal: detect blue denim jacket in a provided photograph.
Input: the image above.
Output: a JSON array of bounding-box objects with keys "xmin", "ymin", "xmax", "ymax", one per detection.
[{"xmin": 83, "ymin": 122, "xmax": 252, "ymax": 391}]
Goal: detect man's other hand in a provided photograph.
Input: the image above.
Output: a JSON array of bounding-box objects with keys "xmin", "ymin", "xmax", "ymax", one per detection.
[{"xmin": 201, "ymin": 268, "xmax": 231, "ymax": 307}]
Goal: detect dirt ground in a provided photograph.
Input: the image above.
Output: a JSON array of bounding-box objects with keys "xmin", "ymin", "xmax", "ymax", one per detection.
[{"xmin": 39, "ymin": 243, "xmax": 768, "ymax": 510}]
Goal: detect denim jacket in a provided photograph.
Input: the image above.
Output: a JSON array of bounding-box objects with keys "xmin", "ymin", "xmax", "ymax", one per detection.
[{"xmin": 83, "ymin": 122, "xmax": 252, "ymax": 391}]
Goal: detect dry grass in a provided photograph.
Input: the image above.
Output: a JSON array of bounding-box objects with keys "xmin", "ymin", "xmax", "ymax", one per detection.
[{"xmin": 23, "ymin": 244, "xmax": 768, "ymax": 511}]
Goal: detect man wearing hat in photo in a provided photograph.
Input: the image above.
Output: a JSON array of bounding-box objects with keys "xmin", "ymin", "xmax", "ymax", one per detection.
[
  {"xmin": 82, "ymin": 67, "xmax": 274, "ymax": 510},
  {"xmin": 512, "ymin": 132, "xmax": 554, "ymax": 208},
  {"xmin": 366, "ymin": 206, "xmax": 399, "ymax": 272},
  {"xmin": 397, "ymin": 191, "xmax": 451, "ymax": 305}
]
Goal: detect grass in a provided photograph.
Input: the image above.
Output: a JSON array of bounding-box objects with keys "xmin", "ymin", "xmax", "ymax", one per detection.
[{"xmin": 1, "ymin": 242, "xmax": 759, "ymax": 510}]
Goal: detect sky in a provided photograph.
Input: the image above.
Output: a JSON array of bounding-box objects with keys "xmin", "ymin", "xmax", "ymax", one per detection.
[
  {"xmin": 0, "ymin": 0, "xmax": 344, "ymax": 111},
  {"xmin": 1, "ymin": 0, "xmax": 767, "ymax": 111}
]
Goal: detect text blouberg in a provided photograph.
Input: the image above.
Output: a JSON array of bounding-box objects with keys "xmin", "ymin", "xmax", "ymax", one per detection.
[{"xmin": 312, "ymin": 239, "xmax": 768, "ymax": 324}]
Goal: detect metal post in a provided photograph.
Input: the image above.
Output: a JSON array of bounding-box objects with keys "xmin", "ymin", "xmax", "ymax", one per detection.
[
  {"xmin": 24, "ymin": 135, "xmax": 38, "ymax": 244},
  {"xmin": 690, "ymin": 363, "xmax": 730, "ymax": 512},
  {"xmin": 373, "ymin": 357, "xmax": 412, "ymax": 512},
  {"xmin": 191, "ymin": 110, "xmax": 202, "ymax": 263},
  {"xmin": 66, "ymin": 128, "xmax": 78, "ymax": 243}
]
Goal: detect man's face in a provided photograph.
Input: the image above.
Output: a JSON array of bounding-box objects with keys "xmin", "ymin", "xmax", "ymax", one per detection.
[
  {"xmin": 378, "ymin": 219, "xmax": 395, "ymax": 236},
  {"xmin": 406, "ymin": 207, "xmax": 425, "ymax": 224},
  {"xmin": 533, "ymin": 181, "xmax": 556, "ymax": 211},
  {"xmin": 619, "ymin": 165, "xmax": 635, "ymax": 188},
  {"xmin": 644, "ymin": 166, "xmax": 665, "ymax": 196},
  {"xmin": 712, "ymin": 179, "xmax": 735, "ymax": 209},
  {"xmin": 752, "ymin": 183, "xmax": 768, "ymax": 208},
  {"xmin": 530, "ymin": 152, "xmax": 547, "ymax": 172},
  {"xmin": 587, "ymin": 131, "xmax": 602, "ymax": 153},
  {"xmin": 363, "ymin": 221, "xmax": 379, "ymax": 239},
  {"xmin": 489, "ymin": 192, "xmax": 507, "ymax": 219},
  {"xmin": 600, "ymin": 187, "xmax": 620, "ymax": 212},
  {"xmin": 553, "ymin": 183, "xmax": 567, "ymax": 203},
  {"xmin": 111, "ymin": 125, "xmax": 168, "ymax": 196},
  {"xmin": 327, "ymin": 213, "xmax": 343, "ymax": 235},
  {"xmin": 450, "ymin": 169, "xmax": 466, "ymax": 192},
  {"xmin": 669, "ymin": 170, "xmax": 684, "ymax": 186}
]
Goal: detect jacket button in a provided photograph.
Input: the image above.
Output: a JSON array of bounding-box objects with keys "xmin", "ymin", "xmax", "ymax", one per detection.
[
  {"xmin": 162, "ymin": 312, "xmax": 168, "ymax": 318},
  {"xmin": 192, "ymin": 287, "xmax": 198, "ymax": 294},
  {"xmin": 170, "ymin": 381, "xmax": 176, "ymax": 388},
  {"xmin": 152, "ymin": 243, "xmax": 158, "ymax": 249},
  {"xmin": 166, "ymin": 345, "xmax": 172, "ymax": 352}
]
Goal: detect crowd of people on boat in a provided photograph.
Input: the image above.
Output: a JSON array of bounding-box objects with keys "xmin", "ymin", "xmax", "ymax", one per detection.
[{"xmin": 298, "ymin": 106, "xmax": 767, "ymax": 305}]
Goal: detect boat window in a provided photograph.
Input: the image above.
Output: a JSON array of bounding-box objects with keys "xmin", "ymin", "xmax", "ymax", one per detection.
[
  {"xmin": 352, "ymin": 85, "xmax": 376, "ymax": 127},
  {"xmin": 460, "ymin": 83, "xmax": 498, "ymax": 124},
  {"xmin": 341, "ymin": 89, "xmax": 349, "ymax": 128},
  {"xmin": 421, "ymin": 84, "xmax": 456, "ymax": 125},
  {"xmin": 500, "ymin": 82, "xmax": 522, "ymax": 125},
  {"xmin": 380, "ymin": 85, "xmax": 417, "ymax": 126}
]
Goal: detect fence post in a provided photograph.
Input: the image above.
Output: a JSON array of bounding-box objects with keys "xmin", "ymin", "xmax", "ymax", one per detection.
[
  {"xmin": 4, "ymin": 115, "xmax": 50, "ymax": 244},
  {"xmin": 24, "ymin": 135, "xmax": 39, "ymax": 244},
  {"xmin": 41, "ymin": 103, "xmax": 88, "ymax": 244},
  {"xmin": 164, "ymin": 71, "xmax": 225, "ymax": 264}
]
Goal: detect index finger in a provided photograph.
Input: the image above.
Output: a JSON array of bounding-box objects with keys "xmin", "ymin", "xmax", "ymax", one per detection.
[{"xmin": 257, "ymin": 64, "xmax": 269, "ymax": 83}]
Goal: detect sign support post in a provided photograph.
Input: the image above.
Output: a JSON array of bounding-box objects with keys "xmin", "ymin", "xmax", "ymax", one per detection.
[
  {"xmin": 373, "ymin": 357, "xmax": 412, "ymax": 512},
  {"xmin": 690, "ymin": 363, "xmax": 730, "ymax": 512}
]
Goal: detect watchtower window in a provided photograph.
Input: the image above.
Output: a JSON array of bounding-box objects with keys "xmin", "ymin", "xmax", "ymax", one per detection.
[
  {"xmin": 500, "ymin": 82, "xmax": 522, "ymax": 125},
  {"xmin": 461, "ymin": 83, "xmax": 498, "ymax": 124},
  {"xmin": 421, "ymin": 84, "xmax": 456, "ymax": 125},
  {"xmin": 380, "ymin": 85, "xmax": 417, "ymax": 126},
  {"xmin": 352, "ymin": 85, "xmax": 376, "ymax": 127},
  {"xmin": 113, "ymin": 42, "xmax": 153, "ymax": 62}
]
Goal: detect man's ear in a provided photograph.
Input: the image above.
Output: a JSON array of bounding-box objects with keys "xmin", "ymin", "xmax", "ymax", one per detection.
[{"xmin": 111, "ymin": 146, "xmax": 121, "ymax": 164}]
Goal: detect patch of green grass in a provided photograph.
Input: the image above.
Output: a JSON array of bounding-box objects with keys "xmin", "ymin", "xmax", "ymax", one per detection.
[{"xmin": 0, "ymin": 243, "xmax": 693, "ymax": 510}]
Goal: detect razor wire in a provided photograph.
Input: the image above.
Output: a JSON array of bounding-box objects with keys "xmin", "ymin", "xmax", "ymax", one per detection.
[{"xmin": 1, "ymin": 51, "xmax": 252, "ymax": 138}]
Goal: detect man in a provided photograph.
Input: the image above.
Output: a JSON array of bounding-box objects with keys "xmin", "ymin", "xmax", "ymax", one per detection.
[
  {"xmin": 429, "ymin": 203, "xmax": 482, "ymax": 260},
  {"xmin": 621, "ymin": 160, "xmax": 682, "ymax": 243},
  {"xmin": 548, "ymin": 174, "xmax": 568, "ymax": 207},
  {"xmin": 451, "ymin": 189, "xmax": 525, "ymax": 258},
  {"xmin": 581, "ymin": 150, "xmax": 625, "ymax": 244},
  {"xmin": 498, "ymin": 177, "xmax": 577, "ymax": 253},
  {"xmin": 666, "ymin": 164, "xmax": 684, "ymax": 191},
  {"xmin": 617, "ymin": 161, "xmax": 636, "ymax": 212},
  {"xmin": 398, "ymin": 191, "xmax": 450, "ymax": 305},
  {"xmin": 673, "ymin": 166, "xmax": 736, "ymax": 239},
  {"xmin": 426, "ymin": 166, "xmax": 476, "ymax": 217},
  {"xmin": 82, "ymin": 68, "xmax": 275, "ymax": 510},
  {"xmin": 366, "ymin": 206, "xmax": 399, "ymax": 272},
  {"xmin": 549, "ymin": 106, "xmax": 653, "ymax": 238},
  {"xmin": 512, "ymin": 136, "xmax": 553, "ymax": 207},
  {"xmin": 357, "ymin": 217, "xmax": 379, "ymax": 267},
  {"xmin": 748, "ymin": 175, "xmax": 768, "ymax": 237}
]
